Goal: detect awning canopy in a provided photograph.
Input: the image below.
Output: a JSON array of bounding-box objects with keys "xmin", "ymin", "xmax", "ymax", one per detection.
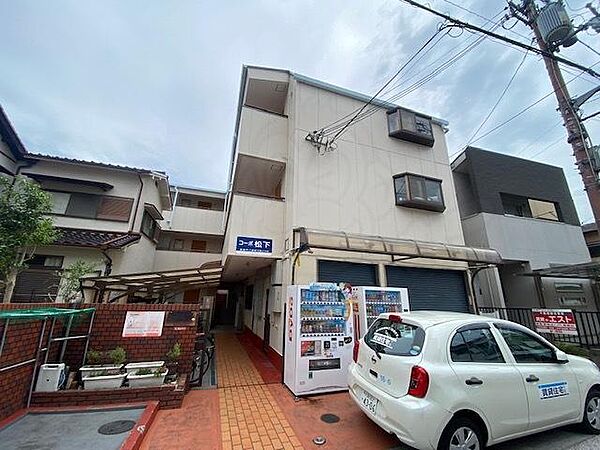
[
  {"xmin": 523, "ymin": 261, "xmax": 600, "ymax": 280},
  {"xmin": 295, "ymin": 228, "xmax": 503, "ymax": 265},
  {"xmin": 0, "ymin": 307, "xmax": 95, "ymax": 321},
  {"xmin": 81, "ymin": 262, "xmax": 222, "ymax": 303}
]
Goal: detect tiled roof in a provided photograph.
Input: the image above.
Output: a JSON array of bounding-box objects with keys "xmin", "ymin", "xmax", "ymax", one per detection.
[
  {"xmin": 0, "ymin": 105, "xmax": 28, "ymax": 157},
  {"xmin": 55, "ymin": 228, "xmax": 141, "ymax": 249},
  {"xmin": 27, "ymin": 153, "xmax": 167, "ymax": 176}
]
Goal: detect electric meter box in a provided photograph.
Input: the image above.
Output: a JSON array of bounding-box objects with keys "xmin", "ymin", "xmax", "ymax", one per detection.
[{"xmin": 35, "ymin": 363, "xmax": 66, "ymax": 392}]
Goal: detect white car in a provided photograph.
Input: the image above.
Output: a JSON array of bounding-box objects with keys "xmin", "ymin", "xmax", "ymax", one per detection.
[{"xmin": 348, "ymin": 311, "xmax": 600, "ymax": 450}]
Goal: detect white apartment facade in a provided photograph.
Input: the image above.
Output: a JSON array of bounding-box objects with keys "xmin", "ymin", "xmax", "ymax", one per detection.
[
  {"xmin": 0, "ymin": 106, "xmax": 224, "ymax": 303},
  {"xmin": 222, "ymin": 66, "xmax": 499, "ymax": 359}
]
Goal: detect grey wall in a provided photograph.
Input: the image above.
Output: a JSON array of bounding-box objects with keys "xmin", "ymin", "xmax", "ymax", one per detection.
[{"xmin": 454, "ymin": 147, "xmax": 580, "ymax": 226}]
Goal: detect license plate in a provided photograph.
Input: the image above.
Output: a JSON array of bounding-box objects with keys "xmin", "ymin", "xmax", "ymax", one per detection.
[{"xmin": 359, "ymin": 388, "xmax": 379, "ymax": 416}]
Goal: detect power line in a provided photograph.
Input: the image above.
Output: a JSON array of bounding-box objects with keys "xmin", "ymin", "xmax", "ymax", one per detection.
[
  {"xmin": 580, "ymin": 39, "xmax": 600, "ymax": 58},
  {"xmin": 399, "ymin": 0, "xmax": 600, "ymax": 78},
  {"xmin": 514, "ymin": 119, "xmax": 563, "ymax": 156},
  {"xmin": 462, "ymin": 45, "xmax": 531, "ymax": 149},
  {"xmin": 328, "ymin": 28, "xmax": 445, "ymax": 145}
]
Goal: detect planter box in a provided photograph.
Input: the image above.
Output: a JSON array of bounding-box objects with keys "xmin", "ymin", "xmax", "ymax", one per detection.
[
  {"xmin": 82, "ymin": 373, "xmax": 126, "ymax": 390},
  {"xmin": 124, "ymin": 361, "xmax": 165, "ymax": 375},
  {"xmin": 80, "ymin": 364, "xmax": 123, "ymax": 377},
  {"xmin": 127, "ymin": 371, "xmax": 167, "ymax": 388}
]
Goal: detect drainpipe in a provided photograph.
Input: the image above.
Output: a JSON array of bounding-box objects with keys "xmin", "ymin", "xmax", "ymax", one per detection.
[
  {"xmin": 168, "ymin": 186, "xmax": 179, "ymax": 230},
  {"xmin": 101, "ymin": 249, "xmax": 113, "ymax": 276},
  {"xmin": 130, "ymin": 174, "xmax": 144, "ymax": 232}
]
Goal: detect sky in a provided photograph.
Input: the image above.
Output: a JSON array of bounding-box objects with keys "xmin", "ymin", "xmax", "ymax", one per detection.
[{"xmin": 1, "ymin": 0, "xmax": 599, "ymax": 223}]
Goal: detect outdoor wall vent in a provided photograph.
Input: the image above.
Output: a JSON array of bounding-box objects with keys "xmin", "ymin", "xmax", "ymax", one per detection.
[{"xmin": 387, "ymin": 108, "xmax": 435, "ymax": 147}]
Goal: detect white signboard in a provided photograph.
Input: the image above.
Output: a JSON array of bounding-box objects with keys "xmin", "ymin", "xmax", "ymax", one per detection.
[{"xmin": 122, "ymin": 311, "xmax": 165, "ymax": 337}]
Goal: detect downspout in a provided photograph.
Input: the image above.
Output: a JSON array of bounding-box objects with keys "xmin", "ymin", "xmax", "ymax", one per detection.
[
  {"xmin": 168, "ymin": 186, "xmax": 179, "ymax": 230},
  {"xmin": 101, "ymin": 249, "xmax": 113, "ymax": 276},
  {"xmin": 130, "ymin": 174, "xmax": 144, "ymax": 232}
]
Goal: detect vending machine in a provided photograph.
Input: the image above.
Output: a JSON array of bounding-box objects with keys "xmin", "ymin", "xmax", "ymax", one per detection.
[
  {"xmin": 352, "ymin": 287, "xmax": 410, "ymax": 339},
  {"xmin": 284, "ymin": 283, "xmax": 353, "ymax": 396}
]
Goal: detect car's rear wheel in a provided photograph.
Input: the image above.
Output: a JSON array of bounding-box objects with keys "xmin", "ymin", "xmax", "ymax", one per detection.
[
  {"xmin": 581, "ymin": 388, "xmax": 600, "ymax": 434},
  {"xmin": 438, "ymin": 417, "xmax": 484, "ymax": 450}
]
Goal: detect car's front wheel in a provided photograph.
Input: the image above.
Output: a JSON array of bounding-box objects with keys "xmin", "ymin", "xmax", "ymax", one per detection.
[
  {"xmin": 581, "ymin": 388, "xmax": 600, "ymax": 434},
  {"xmin": 438, "ymin": 417, "xmax": 484, "ymax": 450}
]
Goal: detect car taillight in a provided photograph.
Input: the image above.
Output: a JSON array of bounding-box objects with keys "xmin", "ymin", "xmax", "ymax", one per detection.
[
  {"xmin": 353, "ymin": 340, "xmax": 360, "ymax": 363},
  {"xmin": 408, "ymin": 365, "xmax": 429, "ymax": 398}
]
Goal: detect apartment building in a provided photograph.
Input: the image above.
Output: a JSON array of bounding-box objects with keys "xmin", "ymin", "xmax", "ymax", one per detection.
[
  {"xmin": 221, "ymin": 66, "xmax": 501, "ymax": 360},
  {"xmin": 0, "ymin": 106, "xmax": 224, "ymax": 303},
  {"xmin": 452, "ymin": 147, "xmax": 596, "ymax": 310}
]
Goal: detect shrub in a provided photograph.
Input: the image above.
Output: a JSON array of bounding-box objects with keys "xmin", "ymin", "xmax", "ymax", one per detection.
[
  {"xmin": 86, "ymin": 349, "xmax": 103, "ymax": 365},
  {"xmin": 166, "ymin": 342, "xmax": 182, "ymax": 361},
  {"xmin": 135, "ymin": 368, "xmax": 153, "ymax": 376},
  {"xmin": 108, "ymin": 347, "xmax": 127, "ymax": 366}
]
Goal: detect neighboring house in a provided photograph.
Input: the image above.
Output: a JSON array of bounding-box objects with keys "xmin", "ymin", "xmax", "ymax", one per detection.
[
  {"xmin": 582, "ymin": 222, "xmax": 600, "ymax": 261},
  {"xmin": 156, "ymin": 185, "xmax": 225, "ymax": 303},
  {"xmin": 452, "ymin": 146, "xmax": 596, "ymax": 310},
  {"xmin": 0, "ymin": 105, "xmax": 224, "ymax": 303},
  {"xmin": 221, "ymin": 66, "xmax": 500, "ymax": 361}
]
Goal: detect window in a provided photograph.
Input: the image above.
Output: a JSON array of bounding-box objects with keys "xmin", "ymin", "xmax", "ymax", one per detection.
[
  {"xmin": 28, "ymin": 255, "xmax": 64, "ymax": 269},
  {"xmin": 387, "ymin": 108, "xmax": 435, "ymax": 147},
  {"xmin": 393, "ymin": 174, "xmax": 445, "ymax": 212},
  {"xmin": 497, "ymin": 326, "xmax": 556, "ymax": 363},
  {"xmin": 364, "ymin": 318, "xmax": 425, "ymax": 357},
  {"xmin": 450, "ymin": 326, "xmax": 504, "ymax": 363},
  {"xmin": 191, "ymin": 240, "xmax": 207, "ymax": 252},
  {"xmin": 46, "ymin": 191, "xmax": 132, "ymax": 222},
  {"xmin": 500, "ymin": 193, "xmax": 560, "ymax": 222},
  {"xmin": 172, "ymin": 239, "xmax": 184, "ymax": 251},
  {"xmin": 198, "ymin": 201, "xmax": 212, "ymax": 210},
  {"xmin": 141, "ymin": 211, "xmax": 159, "ymax": 241}
]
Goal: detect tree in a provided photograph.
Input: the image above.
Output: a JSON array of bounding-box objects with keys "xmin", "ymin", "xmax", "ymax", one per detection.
[
  {"xmin": 0, "ymin": 176, "xmax": 58, "ymax": 303},
  {"xmin": 57, "ymin": 259, "xmax": 99, "ymax": 303}
]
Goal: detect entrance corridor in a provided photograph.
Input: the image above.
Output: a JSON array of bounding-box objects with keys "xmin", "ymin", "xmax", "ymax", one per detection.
[{"xmin": 141, "ymin": 332, "xmax": 397, "ymax": 450}]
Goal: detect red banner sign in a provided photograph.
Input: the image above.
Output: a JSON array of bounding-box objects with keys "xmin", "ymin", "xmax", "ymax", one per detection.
[{"xmin": 532, "ymin": 309, "xmax": 578, "ymax": 336}]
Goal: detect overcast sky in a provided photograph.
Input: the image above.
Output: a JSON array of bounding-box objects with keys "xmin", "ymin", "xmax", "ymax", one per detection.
[{"xmin": 1, "ymin": 0, "xmax": 599, "ymax": 222}]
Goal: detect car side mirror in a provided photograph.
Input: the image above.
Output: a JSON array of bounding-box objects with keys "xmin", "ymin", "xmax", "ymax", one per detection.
[{"xmin": 555, "ymin": 350, "xmax": 569, "ymax": 364}]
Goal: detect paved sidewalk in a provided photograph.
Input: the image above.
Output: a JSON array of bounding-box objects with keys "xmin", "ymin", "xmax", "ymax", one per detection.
[{"xmin": 216, "ymin": 334, "xmax": 303, "ymax": 450}]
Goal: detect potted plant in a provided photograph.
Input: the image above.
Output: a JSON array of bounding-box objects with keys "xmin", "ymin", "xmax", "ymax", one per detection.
[
  {"xmin": 82, "ymin": 370, "xmax": 127, "ymax": 390},
  {"xmin": 127, "ymin": 367, "xmax": 168, "ymax": 388},
  {"xmin": 124, "ymin": 358, "xmax": 165, "ymax": 375},
  {"xmin": 79, "ymin": 347, "xmax": 125, "ymax": 377},
  {"xmin": 165, "ymin": 342, "xmax": 182, "ymax": 377}
]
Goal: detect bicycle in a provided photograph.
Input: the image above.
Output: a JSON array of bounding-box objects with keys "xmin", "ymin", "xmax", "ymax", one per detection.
[{"xmin": 189, "ymin": 333, "xmax": 215, "ymax": 386}]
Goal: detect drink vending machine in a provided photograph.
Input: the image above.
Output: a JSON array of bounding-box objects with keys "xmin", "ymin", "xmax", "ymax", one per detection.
[
  {"xmin": 352, "ymin": 287, "xmax": 410, "ymax": 339},
  {"xmin": 284, "ymin": 283, "xmax": 353, "ymax": 396}
]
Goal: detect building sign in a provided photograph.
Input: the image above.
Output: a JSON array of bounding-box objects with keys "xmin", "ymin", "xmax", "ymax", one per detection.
[
  {"xmin": 532, "ymin": 309, "xmax": 578, "ymax": 336},
  {"xmin": 122, "ymin": 311, "xmax": 165, "ymax": 337},
  {"xmin": 236, "ymin": 236, "xmax": 273, "ymax": 254}
]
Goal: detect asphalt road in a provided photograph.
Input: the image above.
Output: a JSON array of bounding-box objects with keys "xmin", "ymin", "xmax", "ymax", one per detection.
[{"xmin": 390, "ymin": 426, "xmax": 600, "ymax": 450}]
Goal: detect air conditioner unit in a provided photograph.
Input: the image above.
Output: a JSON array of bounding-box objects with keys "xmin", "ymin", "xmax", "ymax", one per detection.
[
  {"xmin": 387, "ymin": 108, "xmax": 435, "ymax": 147},
  {"xmin": 35, "ymin": 363, "xmax": 67, "ymax": 392}
]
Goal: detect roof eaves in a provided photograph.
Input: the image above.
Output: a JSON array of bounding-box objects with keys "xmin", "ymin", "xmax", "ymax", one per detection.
[
  {"xmin": 0, "ymin": 105, "xmax": 28, "ymax": 158},
  {"xmin": 26, "ymin": 153, "xmax": 167, "ymax": 175}
]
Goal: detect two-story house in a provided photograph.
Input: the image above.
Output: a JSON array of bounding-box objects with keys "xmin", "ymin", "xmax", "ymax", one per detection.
[
  {"xmin": 0, "ymin": 105, "xmax": 224, "ymax": 303},
  {"xmin": 221, "ymin": 66, "xmax": 501, "ymax": 362},
  {"xmin": 452, "ymin": 146, "xmax": 596, "ymax": 310}
]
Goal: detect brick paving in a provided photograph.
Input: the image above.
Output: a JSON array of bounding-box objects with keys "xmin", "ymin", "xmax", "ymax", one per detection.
[{"xmin": 216, "ymin": 333, "xmax": 304, "ymax": 450}]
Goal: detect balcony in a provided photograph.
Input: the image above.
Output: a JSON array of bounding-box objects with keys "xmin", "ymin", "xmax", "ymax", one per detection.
[
  {"xmin": 162, "ymin": 207, "xmax": 224, "ymax": 236},
  {"xmin": 237, "ymin": 107, "xmax": 288, "ymax": 162},
  {"xmin": 223, "ymin": 194, "xmax": 285, "ymax": 258},
  {"xmin": 153, "ymin": 250, "xmax": 222, "ymax": 271}
]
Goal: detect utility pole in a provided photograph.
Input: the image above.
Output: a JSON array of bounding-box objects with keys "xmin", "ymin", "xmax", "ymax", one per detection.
[{"xmin": 520, "ymin": 0, "xmax": 600, "ymax": 232}]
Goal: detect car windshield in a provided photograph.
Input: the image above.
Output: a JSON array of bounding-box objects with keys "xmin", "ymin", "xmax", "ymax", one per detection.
[{"xmin": 364, "ymin": 318, "xmax": 425, "ymax": 356}]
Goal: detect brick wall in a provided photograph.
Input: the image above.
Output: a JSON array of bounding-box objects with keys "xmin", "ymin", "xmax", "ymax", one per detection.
[
  {"xmin": 31, "ymin": 381, "xmax": 185, "ymax": 410},
  {"xmin": 0, "ymin": 303, "xmax": 200, "ymax": 421}
]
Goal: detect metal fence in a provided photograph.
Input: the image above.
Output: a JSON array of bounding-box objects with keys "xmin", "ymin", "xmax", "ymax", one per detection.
[{"xmin": 478, "ymin": 307, "xmax": 600, "ymax": 349}]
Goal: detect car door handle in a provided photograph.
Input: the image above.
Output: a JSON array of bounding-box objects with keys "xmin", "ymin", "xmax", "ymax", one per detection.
[
  {"xmin": 465, "ymin": 377, "xmax": 483, "ymax": 386},
  {"xmin": 526, "ymin": 375, "xmax": 539, "ymax": 383}
]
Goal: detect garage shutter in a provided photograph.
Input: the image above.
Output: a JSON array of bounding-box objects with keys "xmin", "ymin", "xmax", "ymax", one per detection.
[
  {"xmin": 385, "ymin": 266, "xmax": 469, "ymax": 312},
  {"xmin": 318, "ymin": 260, "xmax": 378, "ymax": 286}
]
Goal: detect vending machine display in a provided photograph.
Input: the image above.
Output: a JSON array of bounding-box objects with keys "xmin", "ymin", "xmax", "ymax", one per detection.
[
  {"xmin": 284, "ymin": 284, "xmax": 353, "ymax": 396},
  {"xmin": 352, "ymin": 287, "xmax": 410, "ymax": 339}
]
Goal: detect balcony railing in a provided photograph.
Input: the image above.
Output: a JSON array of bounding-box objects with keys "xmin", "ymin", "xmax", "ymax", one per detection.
[{"xmin": 162, "ymin": 207, "xmax": 224, "ymax": 235}]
